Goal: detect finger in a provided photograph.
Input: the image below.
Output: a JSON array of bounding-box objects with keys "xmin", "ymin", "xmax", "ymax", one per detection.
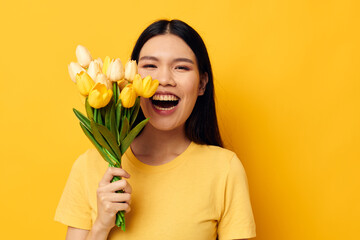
[
  {"xmin": 106, "ymin": 179, "xmax": 129, "ymax": 192},
  {"xmin": 113, "ymin": 202, "xmax": 131, "ymax": 213},
  {"xmin": 100, "ymin": 179, "xmax": 130, "ymax": 193},
  {"xmin": 102, "ymin": 202, "xmax": 131, "ymax": 214},
  {"xmin": 99, "ymin": 192, "xmax": 131, "ymax": 204},
  {"xmin": 99, "ymin": 168, "xmax": 130, "ymax": 187},
  {"xmin": 123, "ymin": 181, "xmax": 132, "ymax": 194}
]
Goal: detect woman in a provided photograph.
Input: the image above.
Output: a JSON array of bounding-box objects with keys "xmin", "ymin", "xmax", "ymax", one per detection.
[{"xmin": 55, "ymin": 19, "xmax": 256, "ymax": 240}]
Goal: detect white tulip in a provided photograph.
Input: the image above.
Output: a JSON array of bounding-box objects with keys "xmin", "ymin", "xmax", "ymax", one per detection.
[
  {"xmin": 94, "ymin": 58, "xmax": 103, "ymax": 69},
  {"xmin": 76, "ymin": 45, "xmax": 92, "ymax": 68},
  {"xmin": 87, "ymin": 61, "xmax": 101, "ymax": 80},
  {"xmin": 95, "ymin": 73, "xmax": 112, "ymax": 90},
  {"xmin": 107, "ymin": 58, "xmax": 124, "ymax": 82},
  {"xmin": 124, "ymin": 60, "xmax": 137, "ymax": 82},
  {"xmin": 68, "ymin": 62, "xmax": 85, "ymax": 83}
]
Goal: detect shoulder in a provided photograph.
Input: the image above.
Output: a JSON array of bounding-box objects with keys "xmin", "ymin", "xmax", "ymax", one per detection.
[
  {"xmin": 70, "ymin": 148, "xmax": 108, "ymax": 180},
  {"xmin": 72, "ymin": 148, "xmax": 105, "ymax": 167},
  {"xmin": 190, "ymin": 142, "xmax": 239, "ymax": 164},
  {"xmin": 187, "ymin": 142, "xmax": 244, "ymax": 175}
]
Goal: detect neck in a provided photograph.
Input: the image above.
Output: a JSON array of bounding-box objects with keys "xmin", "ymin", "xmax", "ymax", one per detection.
[{"xmin": 130, "ymin": 123, "xmax": 191, "ymax": 166}]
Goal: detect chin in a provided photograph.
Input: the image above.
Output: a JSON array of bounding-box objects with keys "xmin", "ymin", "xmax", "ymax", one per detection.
[{"xmin": 148, "ymin": 118, "xmax": 185, "ymax": 132}]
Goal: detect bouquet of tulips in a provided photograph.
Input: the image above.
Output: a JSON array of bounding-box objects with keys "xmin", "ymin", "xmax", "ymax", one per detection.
[{"xmin": 68, "ymin": 45, "xmax": 159, "ymax": 231}]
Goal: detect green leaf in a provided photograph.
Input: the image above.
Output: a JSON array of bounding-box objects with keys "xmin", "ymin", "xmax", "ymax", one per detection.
[
  {"xmin": 130, "ymin": 97, "xmax": 141, "ymax": 127},
  {"xmin": 85, "ymin": 98, "xmax": 94, "ymax": 120},
  {"xmin": 90, "ymin": 120, "xmax": 117, "ymax": 158},
  {"xmin": 110, "ymin": 101, "xmax": 117, "ymax": 139},
  {"xmin": 116, "ymin": 84, "xmax": 120, "ymax": 101},
  {"xmin": 94, "ymin": 108, "xmax": 98, "ymax": 123},
  {"xmin": 104, "ymin": 148, "xmax": 120, "ymax": 167},
  {"xmin": 93, "ymin": 121, "xmax": 122, "ymax": 159},
  {"xmin": 115, "ymin": 100, "xmax": 122, "ymax": 132},
  {"xmin": 73, "ymin": 108, "xmax": 91, "ymax": 132},
  {"xmin": 96, "ymin": 109, "xmax": 104, "ymax": 125},
  {"xmin": 126, "ymin": 107, "xmax": 131, "ymax": 120},
  {"xmin": 120, "ymin": 118, "xmax": 149, "ymax": 155},
  {"xmin": 80, "ymin": 123, "xmax": 117, "ymax": 166},
  {"xmin": 116, "ymin": 211, "xmax": 126, "ymax": 230},
  {"xmin": 104, "ymin": 100, "xmax": 113, "ymax": 130},
  {"xmin": 119, "ymin": 117, "xmax": 129, "ymax": 142},
  {"xmin": 115, "ymin": 101, "xmax": 122, "ymax": 145},
  {"xmin": 100, "ymin": 107, "xmax": 106, "ymax": 123},
  {"xmin": 113, "ymin": 82, "xmax": 119, "ymax": 102}
]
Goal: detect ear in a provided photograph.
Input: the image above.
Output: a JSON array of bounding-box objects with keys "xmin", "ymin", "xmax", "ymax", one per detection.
[{"xmin": 198, "ymin": 72, "xmax": 209, "ymax": 96}]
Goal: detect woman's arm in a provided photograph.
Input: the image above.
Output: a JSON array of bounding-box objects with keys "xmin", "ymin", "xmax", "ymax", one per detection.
[
  {"xmin": 66, "ymin": 227, "xmax": 88, "ymax": 240},
  {"xmin": 65, "ymin": 167, "xmax": 132, "ymax": 240},
  {"xmin": 66, "ymin": 224, "xmax": 111, "ymax": 240}
]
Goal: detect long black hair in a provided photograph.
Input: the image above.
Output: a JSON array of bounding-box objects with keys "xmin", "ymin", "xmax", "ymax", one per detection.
[{"xmin": 131, "ymin": 19, "xmax": 223, "ymax": 147}]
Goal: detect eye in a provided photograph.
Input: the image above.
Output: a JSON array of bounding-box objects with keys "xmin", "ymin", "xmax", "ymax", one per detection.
[
  {"xmin": 142, "ymin": 64, "xmax": 157, "ymax": 69},
  {"xmin": 175, "ymin": 65, "xmax": 190, "ymax": 71}
]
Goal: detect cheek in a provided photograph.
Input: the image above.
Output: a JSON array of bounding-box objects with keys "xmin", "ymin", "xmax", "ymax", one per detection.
[
  {"xmin": 183, "ymin": 78, "xmax": 201, "ymax": 100},
  {"xmin": 138, "ymin": 68, "xmax": 156, "ymax": 79},
  {"xmin": 140, "ymin": 97, "xmax": 149, "ymax": 112}
]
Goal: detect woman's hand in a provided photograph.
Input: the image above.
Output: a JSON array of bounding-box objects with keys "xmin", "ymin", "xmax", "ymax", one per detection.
[
  {"xmin": 66, "ymin": 167, "xmax": 132, "ymax": 240},
  {"xmin": 91, "ymin": 167, "xmax": 132, "ymax": 238}
]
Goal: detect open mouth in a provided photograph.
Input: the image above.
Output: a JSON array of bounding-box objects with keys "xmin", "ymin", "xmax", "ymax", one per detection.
[{"xmin": 151, "ymin": 94, "xmax": 180, "ymax": 111}]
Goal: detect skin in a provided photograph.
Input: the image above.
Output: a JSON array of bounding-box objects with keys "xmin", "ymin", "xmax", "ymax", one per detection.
[{"xmin": 66, "ymin": 34, "xmax": 246, "ymax": 240}]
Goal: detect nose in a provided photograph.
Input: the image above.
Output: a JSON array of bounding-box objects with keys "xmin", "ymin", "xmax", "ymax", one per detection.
[{"xmin": 157, "ymin": 67, "xmax": 176, "ymax": 87}]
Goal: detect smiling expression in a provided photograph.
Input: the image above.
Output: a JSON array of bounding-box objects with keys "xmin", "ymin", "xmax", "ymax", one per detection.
[{"xmin": 138, "ymin": 34, "xmax": 207, "ymax": 132}]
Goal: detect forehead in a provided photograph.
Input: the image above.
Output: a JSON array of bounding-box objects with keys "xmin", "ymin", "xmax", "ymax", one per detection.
[{"xmin": 139, "ymin": 34, "xmax": 196, "ymax": 61}]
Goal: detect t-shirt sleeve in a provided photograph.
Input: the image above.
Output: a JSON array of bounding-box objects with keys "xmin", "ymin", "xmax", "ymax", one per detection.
[
  {"xmin": 217, "ymin": 154, "xmax": 256, "ymax": 239},
  {"xmin": 54, "ymin": 152, "xmax": 92, "ymax": 230}
]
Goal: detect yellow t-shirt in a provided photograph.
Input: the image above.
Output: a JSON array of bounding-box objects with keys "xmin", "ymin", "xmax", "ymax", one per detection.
[{"xmin": 55, "ymin": 142, "xmax": 256, "ymax": 239}]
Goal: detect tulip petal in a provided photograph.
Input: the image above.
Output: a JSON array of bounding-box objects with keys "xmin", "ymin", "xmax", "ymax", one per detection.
[
  {"xmin": 68, "ymin": 62, "xmax": 85, "ymax": 83},
  {"xmin": 103, "ymin": 56, "xmax": 111, "ymax": 75},
  {"xmin": 109, "ymin": 58, "xmax": 124, "ymax": 82},
  {"xmin": 120, "ymin": 84, "xmax": 137, "ymax": 108},
  {"xmin": 143, "ymin": 79, "xmax": 159, "ymax": 98},
  {"xmin": 124, "ymin": 60, "xmax": 137, "ymax": 82},
  {"xmin": 88, "ymin": 82, "xmax": 113, "ymax": 108},
  {"xmin": 76, "ymin": 71, "xmax": 95, "ymax": 96},
  {"xmin": 76, "ymin": 45, "xmax": 92, "ymax": 68},
  {"xmin": 132, "ymin": 74, "xmax": 143, "ymax": 96},
  {"xmin": 88, "ymin": 60, "xmax": 101, "ymax": 80}
]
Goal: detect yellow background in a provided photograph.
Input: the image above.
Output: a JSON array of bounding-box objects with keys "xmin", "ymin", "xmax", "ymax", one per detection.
[{"xmin": 0, "ymin": 0, "xmax": 359, "ymax": 239}]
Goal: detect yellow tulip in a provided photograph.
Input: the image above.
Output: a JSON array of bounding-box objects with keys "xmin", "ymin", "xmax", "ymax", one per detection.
[
  {"xmin": 68, "ymin": 62, "xmax": 85, "ymax": 83},
  {"xmin": 76, "ymin": 45, "xmax": 92, "ymax": 68},
  {"xmin": 76, "ymin": 71, "xmax": 95, "ymax": 96},
  {"xmin": 88, "ymin": 82, "xmax": 113, "ymax": 109},
  {"xmin": 120, "ymin": 84, "xmax": 137, "ymax": 108},
  {"xmin": 107, "ymin": 58, "xmax": 124, "ymax": 82},
  {"xmin": 133, "ymin": 74, "xmax": 159, "ymax": 98},
  {"xmin": 124, "ymin": 60, "xmax": 137, "ymax": 82},
  {"xmin": 102, "ymin": 56, "xmax": 111, "ymax": 75}
]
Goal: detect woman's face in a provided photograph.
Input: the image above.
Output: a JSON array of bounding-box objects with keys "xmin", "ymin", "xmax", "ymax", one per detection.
[{"xmin": 138, "ymin": 34, "xmax": 206, "ymax": 132}]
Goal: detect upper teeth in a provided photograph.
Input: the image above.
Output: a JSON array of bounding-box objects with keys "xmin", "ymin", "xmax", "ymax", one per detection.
[{"xmin": 152, "ymin": 94, "xmax": 179, "ymax": 101}]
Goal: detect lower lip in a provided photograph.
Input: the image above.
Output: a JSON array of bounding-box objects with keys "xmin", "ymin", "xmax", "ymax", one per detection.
[{"xmin": 151, "ymin": 101, "xmax": 178, "ymax": 115}]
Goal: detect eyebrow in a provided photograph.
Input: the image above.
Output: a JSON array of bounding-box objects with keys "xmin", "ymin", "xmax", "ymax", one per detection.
[{"xmin": 139, "ymin": 56, "xmax": 195, "ymax": 64}]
